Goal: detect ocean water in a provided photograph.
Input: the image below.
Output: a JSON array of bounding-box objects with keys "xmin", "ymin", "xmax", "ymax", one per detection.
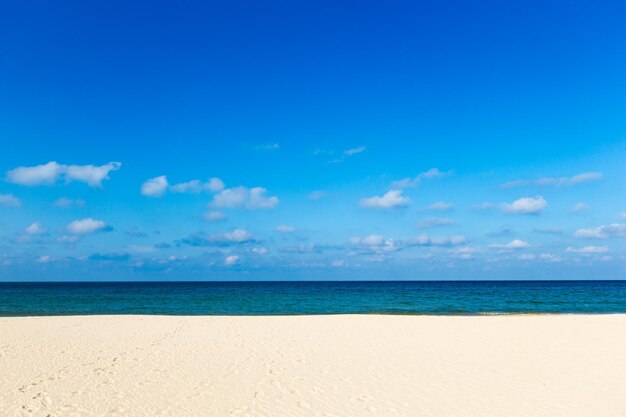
[{"xmin": 1, "ymin": 281, "xmax": 625, "ymax": 316}]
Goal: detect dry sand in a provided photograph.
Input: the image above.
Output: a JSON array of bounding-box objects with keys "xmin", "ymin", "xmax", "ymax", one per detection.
[{"xmin": 1, "ymin": 314, "xmax": 625, "ymax": 417}]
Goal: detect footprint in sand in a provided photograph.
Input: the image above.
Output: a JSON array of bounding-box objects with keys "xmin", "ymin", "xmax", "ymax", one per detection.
[{"xmin": 229, "ymin": 405, "xmax": 249, "ymax": 415}]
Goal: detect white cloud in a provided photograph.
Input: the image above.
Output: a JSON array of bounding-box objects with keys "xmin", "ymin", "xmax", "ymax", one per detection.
[
  {"xmin": 500, "ymin": 172, "xmax": 603, "ymax": 188},
  {"xmin": 7, "ymin": 161, "xmax": 121, "ymax": 187},
  {"xmin": 0, "ymin": 194, "xmax": 21, "ymax": 207},
  {"xmin": 54, "ymin": 197, "xmax": 85, "ymax": 208},
  {"xmin": 570, "ymin": 202, "xmax": 589, "ymax": 213},
  {"xmin": 170, "ymin": 178, "xmax": 225, "ymax": 193},
  {"xmin": 141, "ymin": 176, "xmax": 169, "ymax": 197},
  {"xmin": 427, "ymin": 201, "xmax": 454, "ymax": 211},
  {"xmin": 223, "ymin": 229, "xmax": 254, "ymax": 242},
  {"xmin": 409, "ymin": 234, "xmax": 466, "ymax": 247},
  {"xmin": 67, "ymin": 218, "xmax": 110, "ymax": 235},
  {"xmin": 224, "ymin": 255, "xmax": 240, "ymax": 266},
  {"xmin": 575, "ymin": 223, "xmax": 626, "ymax": 239},
  {"xmin": 502, "ymin": 196, "xmax": 547, "ymax": 214},
  {"xmin": 539, "ymin": 253, "xmax": 562, "ymax": 262},
  {"xmin": 350, "ymin": 235, "xmax": 403, "ymax": 253},
  {"xmin": 36, "ymin": 255, "xmax": 52, "ymax": 263},
  {"xmin": 360, "ymin": 190, "xmax": 410, "ymax": 209},
  {"xmin": 57, "ymin": 235, "xmax": 80, "ymax": 243},
  {"xmin": 491, "ymin": 239, "xmax": 530, "ymax": 250},
  {"xmin": 276, "ymin": 225, "xmax": 295, "ymax": 233},
  {"xmin": 391, "ymin": 168, "xmax": 451, "ymax": 188},
  {"xmin": 450, "ymin": 246, "xmax": 476, "ymax": 260},
  {"xmin": 251, "ymin": 247, "xmax": 269, "ymax": 255},
  {"xmin": 64, "ymin": 162, "xmax": 122, "ymax": 187},
  {"xmin": 212, "ymin": 186, "xmax": 278, "ymax": 209},
  {"xmin": 179, "ymin": 229, "xmax": 255, "ymax": 246},
  {"xmin": 6, "ymin": 161, "xmax": 62, "ymax": 186},
  {"xmin": 204, "ymin": 210, "xmax": 227, "ymax": 222},
  {"xmin": 308, "ymin": 190, "xmax": 326, "ymax": 200},
  {"xmin": 25, "ymin": 222, "xmax": 47, "ymax": 235},
  {"xmin": 518, "ymin": 254, "xmax": 536, "ymax": 260},
  {"xmin": 416, "ymin": 217, "xmax": 454, "ymax": 228},
  {"xmin": 327, "ymin": 146, "xmax": 367, "ymax": 163},
  {"xmin": 344, "ymin": 146, "xmax": 366, "ymax": 156},
  {"xmin": 566, "ymin": 246, "xmax": 609, "ymax": 254},
  {"xmin": 331, "ymin": 259, "xmax": 348, "ymax": 267},
  {"xmin": 141, "ymin": 176, "xmax": 225, "ymax": 197}
]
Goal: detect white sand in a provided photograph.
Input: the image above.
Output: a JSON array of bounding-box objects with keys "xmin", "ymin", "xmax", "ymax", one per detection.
[{"xmin": 1, "ymin": 314, "xmax": 625, "ymax": 417}]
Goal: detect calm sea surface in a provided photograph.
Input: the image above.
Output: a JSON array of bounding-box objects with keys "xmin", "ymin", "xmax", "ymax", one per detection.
[{"xmin": 1, "ymin": 281, "xmax": 625, "ymax": 316}]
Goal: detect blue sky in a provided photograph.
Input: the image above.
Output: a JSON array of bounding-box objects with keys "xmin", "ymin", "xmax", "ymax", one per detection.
[{"xmin": 1, "ymin": 0, "xmax": 625, "ymax": 280}]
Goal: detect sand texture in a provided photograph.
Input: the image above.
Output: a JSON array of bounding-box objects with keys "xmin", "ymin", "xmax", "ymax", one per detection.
[{"xmin": 1, "ymin": 314, "xmax": 625, "ymax": 417}]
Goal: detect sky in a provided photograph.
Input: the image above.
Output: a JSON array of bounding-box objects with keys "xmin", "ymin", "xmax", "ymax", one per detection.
[{"xmin": 1, "ymin": 0, "xmax": 625, "ymax": 281}]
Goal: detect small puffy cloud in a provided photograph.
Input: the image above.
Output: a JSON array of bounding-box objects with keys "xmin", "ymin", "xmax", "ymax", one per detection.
[
  {"xmin": 539, "ymin": 253, "xmax": 562, "ymax": 262},
  {"xmin": 179, "ymin": 228, "xmax": 255, "ymax": 247},
  {"xmin": 566, "ymin": 246, "xmax": 609, "ymax": 254},
  {"xmin": 204, "ymin": 210, "xmax": 227, "ymax": 222},
  {"xmin": 350, "ymin": 235, "xmax": 403, "ymax": 253},
  {"xmin": 360, "ymin": 190, "xmax": 409, "ymax": 209},
  {"xmin": 490, "ymin": 239, "xmax": 530, "ymax": 250},
  {"xmin": 25, "ymin": 222, "xmax": 47, "ymax": 235},
  {"xmin": 276, "ymin": 225, "xmax": 295, "ymax": 233},
  {"xmin": 57, "ymin": 235, "xmax": 80, "ymax": 243},
  {"xmin": 308, "ymin": 190, "xmax": 326, "ymax": 200},
  {"xmin": 450, "ymin": 246, "xmax": 476, "ymax": 260},
  {"xmin": 574, "ymin": 223, "xmax": 626, "ymax": 239},
  {"xmin": 331, "ymin": 259, "xmax": 348, "ymax": 267},
  {"xmin": 391, "ymin": 168, "xmax": 451, "ymax": 188},
  {"xmin": 142, "ymin": 176, "xmax": 225, "ymax": 197},
  {"xmin": 500, "ymin": 172, "xmax": 603, "ymax": 188},
  {"xmin": 141, "ymin": 176, "xmax": 169, "ymax": 197},
  {"xmin": 518, "ymin": 254, "xmax": 536, "ymax": 260},
  {"xmin": 251, "ymin": 247, "xmax": 269, "ymax": 255},
  {"xmin": 416, "ymin": 217, "xmax": 454, "ymax": 229},
  {"xmin": 223, "ymin": 229, "xmax": 253, "ymax": 242},
  {"xmin": 64, "ymin": 162, "xmax": 122, "ymax": 187},
  {"xmin": 7, "ymin": 161, "xmax": 121, "ymax": 187},
  {"xmin": 502, "ymin": 196, "xmax": 547, "ymax": 214},
  {"xmin": 0, "ymin": 193, "xmax": 21, "ymax": 207},
  {"xmin": 36, "ymin": 255, "xmax": 52, "ymax": 263},
  {"xmin": 170, "ymin": 178, "xmax": 225, "ymax": 193},
  {"xmin": 212, "ymin": 186, "xmax": 278, "ymax": 209},
  {"xmin": 427, "ymin": 201, "xmax": 454, "ymax": 211},
  {"xmin": 54, "ymin": 197, "xmax": 85, "ymax": 208},
  {"xmin": 67, "ymin": 218, "xmax": 111, "ymax": 235},
  {"xmin": 408, "ymin": 234, "xmax": 466, "ymax": 247},
  {"xmin": 7, "ymin": 161, "xmax": 62, "ymax": 186},
  {"xmin": 224, "ymin": 255, "xmax": 240, "ymax": 266},
  {"xmin": 570, "ymin": 202, "xmax": 589, "ymax": 213}
]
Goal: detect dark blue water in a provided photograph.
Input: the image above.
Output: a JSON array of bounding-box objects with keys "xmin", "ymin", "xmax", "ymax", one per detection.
[{"xmin": 1, "ymin": 281, "xmax": 625, "ymax": 316}]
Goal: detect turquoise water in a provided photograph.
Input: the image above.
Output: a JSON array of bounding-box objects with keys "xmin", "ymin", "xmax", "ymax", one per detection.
[{"xmin": 1, "ymin": 281, "xmax": 625, "ymax": 316}]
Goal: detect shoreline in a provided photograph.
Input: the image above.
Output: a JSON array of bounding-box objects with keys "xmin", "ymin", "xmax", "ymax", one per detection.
[{"xmin": 3, "ymin": 311, "xmax": 626, "ymax": 318}]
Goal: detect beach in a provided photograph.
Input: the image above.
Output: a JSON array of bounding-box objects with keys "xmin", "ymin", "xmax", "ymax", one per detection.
[{"xmin": 1, "ymin": 314, "xmax": 625, "ymax": 417}]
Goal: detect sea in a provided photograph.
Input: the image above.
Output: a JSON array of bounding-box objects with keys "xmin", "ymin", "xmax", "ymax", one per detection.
[{"xmin": 1, "ymin": 280, "xmax": 625, "ymax": 316}]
